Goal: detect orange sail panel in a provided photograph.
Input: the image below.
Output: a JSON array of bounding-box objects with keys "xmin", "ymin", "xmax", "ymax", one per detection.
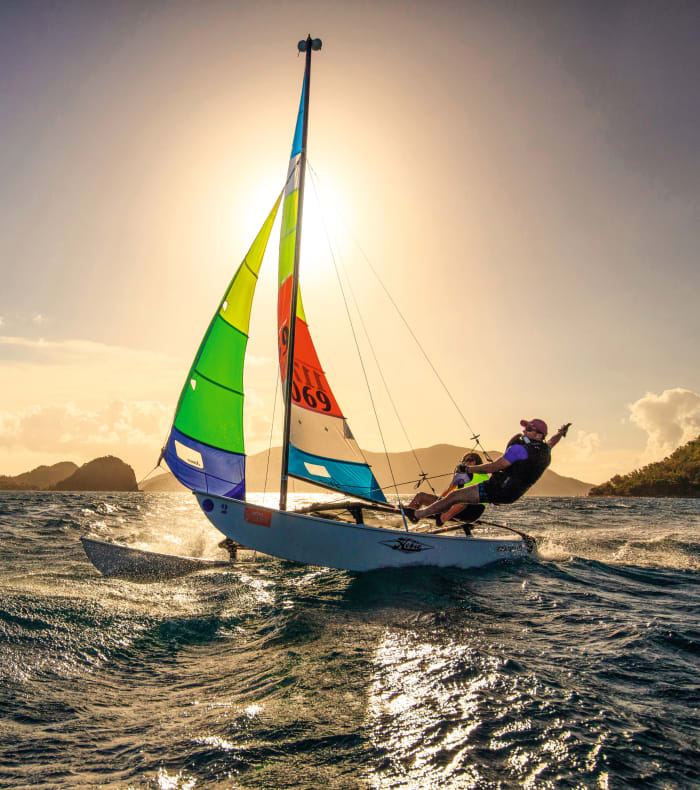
[{"xmin": 278, "ymin": 277, "xmax": 341, "ymax": 418}]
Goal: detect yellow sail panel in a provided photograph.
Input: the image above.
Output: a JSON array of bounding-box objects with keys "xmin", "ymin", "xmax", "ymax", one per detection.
[
  {"xmin": 219, "ymin": 193, "xmax": 282, "ymax": 334},
  {"xmin": 219, "ymin": 266, "xmax": 259, "ymax": 337}
]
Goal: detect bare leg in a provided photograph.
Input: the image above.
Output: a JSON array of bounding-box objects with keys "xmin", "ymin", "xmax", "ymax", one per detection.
[
  {"xmin": 415, "ymin": 486, "xmax": 481, "ymax": 519},
  {"xmin": 438, "ymin": 502, "xmax": 467, "ymax": 525},
  {"xmin": 407, "ymin": 492, "xmax": 438, "ymax": 509},
  {"xmin": 218, "ymin": 538, "xmax": 238, "ymax": 562}
]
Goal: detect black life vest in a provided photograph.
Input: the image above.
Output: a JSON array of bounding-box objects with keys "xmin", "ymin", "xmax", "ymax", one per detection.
[{"xmin": 489, "ymin": 434, "xmax": 551, "ymax": 502}]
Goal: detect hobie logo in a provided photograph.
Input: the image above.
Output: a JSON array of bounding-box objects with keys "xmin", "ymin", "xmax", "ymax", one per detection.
[
  {"xmin": 379, "ymin": 536, "xmax": 433, "ymax": 554},
  {"xmin": 245, "ymin": 507, "xmax": 271, "ymax": 527}
]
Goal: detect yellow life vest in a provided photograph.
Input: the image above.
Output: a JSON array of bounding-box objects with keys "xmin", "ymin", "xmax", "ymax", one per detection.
[{"xmin": 453, "ymin": 471, "xmax": 489, "ymax": 490}]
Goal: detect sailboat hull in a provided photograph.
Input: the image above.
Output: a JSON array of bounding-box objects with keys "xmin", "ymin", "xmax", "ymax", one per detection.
[
  {"xmin": 195, "ymin": 493, "xmax": 532, "ymax": 572},
  {"xmin": 80, "ymin": 537, "xmax": 231, "ymax": 581}
]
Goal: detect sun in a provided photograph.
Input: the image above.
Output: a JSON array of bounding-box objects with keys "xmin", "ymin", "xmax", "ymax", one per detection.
[{"xmin": 298, "ymin": 169, "xmax": 352, "ymax": 280}]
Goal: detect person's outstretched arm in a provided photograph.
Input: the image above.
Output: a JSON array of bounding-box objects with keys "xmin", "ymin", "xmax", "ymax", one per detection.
[{"xmin": 548, "ymin": 423, "xmax": 571, "ymax": 449}]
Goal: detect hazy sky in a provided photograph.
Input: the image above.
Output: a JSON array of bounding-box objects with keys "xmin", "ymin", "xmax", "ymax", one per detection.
[{"xmin": 1, "ymin": 0, "xmax": 699, "ymax": 485}]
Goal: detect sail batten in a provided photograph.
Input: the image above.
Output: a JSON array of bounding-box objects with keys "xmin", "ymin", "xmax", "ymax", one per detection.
[{"xmin": 189, "ymin": 370, "xmax": 244, "ymax": 398}]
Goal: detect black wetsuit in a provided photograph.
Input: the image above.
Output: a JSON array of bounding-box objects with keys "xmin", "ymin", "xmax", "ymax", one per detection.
[{"xmin": 482, "ymin": 435, "xmax": 551, "ymax": 504}]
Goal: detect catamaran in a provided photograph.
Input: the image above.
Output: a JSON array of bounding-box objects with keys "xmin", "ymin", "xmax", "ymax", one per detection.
[
  {"xmin": 82, "ymin": 37, "xmax": 535, "ymax": 578},
  {"xmin": 159, "ymin": 36, "xmax": 534, "ymax": 572}
]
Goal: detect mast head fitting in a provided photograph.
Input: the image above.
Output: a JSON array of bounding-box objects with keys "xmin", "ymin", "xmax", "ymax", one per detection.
[{"xmin": 298, "ymin": 38, "xmax": 322, "ymax": 52}]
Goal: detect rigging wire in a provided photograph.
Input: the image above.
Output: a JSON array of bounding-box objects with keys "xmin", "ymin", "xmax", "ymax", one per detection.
[
  {"xmin": 308, "ymin": 166, "xmax": 438, "ymax": 495},
  {"xmin": 134, "ymin": 464, "xmax": 161, "ymax": 491},
  {"xmin": 263, "ymin": 367, "xmax": 281, "ymax": 499},
  {"xmin": 306, "ymin": 162, "xmax": 492, "ymax": 463}
]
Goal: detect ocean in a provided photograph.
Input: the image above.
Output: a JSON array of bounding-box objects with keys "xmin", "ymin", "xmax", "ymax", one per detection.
[{"xmin": 1, "ymin": 492, "xmax": 699, "ymax": 789}]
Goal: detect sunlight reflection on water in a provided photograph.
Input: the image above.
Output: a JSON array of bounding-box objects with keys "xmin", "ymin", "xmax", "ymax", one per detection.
[{"xmin": 1, "ymin": 493, "xmax": 698, "ymax": 788}]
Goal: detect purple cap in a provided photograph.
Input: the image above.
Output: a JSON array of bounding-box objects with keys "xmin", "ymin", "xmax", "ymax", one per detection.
[{"xmin": 520, "ymin": 418, "xmax": 548, "ymax": 436}]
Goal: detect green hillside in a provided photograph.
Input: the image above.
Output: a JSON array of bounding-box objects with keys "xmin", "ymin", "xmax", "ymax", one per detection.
[{"xmin": 589, "ymin": 435, "xmax": 700, "ymax": 497}]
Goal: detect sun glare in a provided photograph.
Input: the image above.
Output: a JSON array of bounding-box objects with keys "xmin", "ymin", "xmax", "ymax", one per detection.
[{"xmin": 299, "ymin": 170, "xmax": 352, "ymax": 280}]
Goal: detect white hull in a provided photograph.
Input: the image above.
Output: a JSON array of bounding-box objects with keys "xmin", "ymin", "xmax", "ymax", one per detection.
[
  {"xmin": 195, "ymin": 493, "xmax": 533, "ymax": 572},
  {"xmin": 80, "ymin": 537, "xmax": 231, "ymax": 581}
]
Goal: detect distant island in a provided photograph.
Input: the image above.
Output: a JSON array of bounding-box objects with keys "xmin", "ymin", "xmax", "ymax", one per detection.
[
  {"xmin": 589, "ymin": 435, "xmax": 700, "ymax": 497},
  {"xmin": 0, "ymin": 462, "xmax": 78, "ymax": 490},
  {"xmin": 0, "ymin": 456, "xmax": 137, "ymax": 492},
  {"xmin": 140, "ymin": 443, "xmax": 594, "ymax": 497}
]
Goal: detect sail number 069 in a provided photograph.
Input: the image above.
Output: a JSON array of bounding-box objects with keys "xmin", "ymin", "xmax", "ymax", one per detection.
[
  {"xmin": 291, "ymin": 381, "xmax": 332, "ymax": 411},
  {"xmin": 279, "ymin": 326, "xmax": 333, "ymax": 412}
]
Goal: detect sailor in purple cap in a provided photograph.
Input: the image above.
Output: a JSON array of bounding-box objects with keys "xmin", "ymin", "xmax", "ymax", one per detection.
[{"xmin": 412, "ymin": 420, "xmax": 571, "ymax": 520}]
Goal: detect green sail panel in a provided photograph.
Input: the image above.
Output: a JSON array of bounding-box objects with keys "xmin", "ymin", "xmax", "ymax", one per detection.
[
  {"xmin": 195, "ymin": 317, "xmax": 247, "ymax": 394},
  {"xmin": 174, "ymin": 371, "xmax": 245, "ymax": 453}
]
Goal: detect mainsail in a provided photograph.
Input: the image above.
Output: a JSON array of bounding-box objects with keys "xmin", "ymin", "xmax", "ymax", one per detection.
[
  {"xmin": 163, "ymin": 194, "xmax": 282, "ymax": 497},
  {"xmin": 277, "ymin": 79, "xmax": 386, "ymax": 504}
]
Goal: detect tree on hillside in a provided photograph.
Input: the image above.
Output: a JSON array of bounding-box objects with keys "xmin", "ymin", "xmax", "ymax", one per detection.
[{"xmin": 589, "ymin": 436, "xmax": 700, "ymax": 497}]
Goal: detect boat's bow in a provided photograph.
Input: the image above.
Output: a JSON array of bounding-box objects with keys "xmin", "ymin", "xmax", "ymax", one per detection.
[{"xmin": 80, "ymin": 537, "xmax": 231, "ymax": 582}]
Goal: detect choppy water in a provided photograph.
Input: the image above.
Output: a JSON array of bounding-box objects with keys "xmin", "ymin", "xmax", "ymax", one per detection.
[{"xmin": 1, "ymin": 492, "xmax": 699, "ymax": 789}]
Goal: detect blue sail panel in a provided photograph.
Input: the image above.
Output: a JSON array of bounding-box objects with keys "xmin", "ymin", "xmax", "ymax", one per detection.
[
  {"xmin": 290, "ymin": 76, "xmax": 306, "ymax": 158},
  {"xmin": 164, "ymin": 426, "xmax": 245, "ymax": 499},
  {"xmin": 289, "ymin": 445, "xmax": 387, "ymax": 503}
]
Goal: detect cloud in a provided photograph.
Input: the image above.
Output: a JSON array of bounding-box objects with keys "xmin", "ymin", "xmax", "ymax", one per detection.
[
  {"xmin": 0, "ymin": 334, "xmax": 186, "ymax": 414},
  {"xmin": 0, "ymin": 400, "xmax": 171, "ymax": 454},
  {"xmin": 569, "ymin": 430, "xmax": 600, "ymax": 460},
  {"xmin": 628, "ymin": 388, "xmax": 700, "ymax": 461},
  {"xmin": 0, "ymin": 334, "xmax": 174, "ymax": 365},
  {"xmin": 32, "ymin": 314, "xmax": 46, "ymax": 325},
  {"xmin": 0, "ymin": 317, "xmax": 4, "ymax": 328}
]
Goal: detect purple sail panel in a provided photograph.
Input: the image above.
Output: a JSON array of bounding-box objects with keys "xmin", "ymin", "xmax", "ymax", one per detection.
[{"xmin": 164, "ymin": 426, "xmax": 245, "ymax": 499}]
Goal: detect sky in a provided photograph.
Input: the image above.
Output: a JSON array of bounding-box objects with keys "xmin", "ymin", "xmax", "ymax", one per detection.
[{"xmin": 1, "ymin": 0, "xmax": 699, "ymax": 486}]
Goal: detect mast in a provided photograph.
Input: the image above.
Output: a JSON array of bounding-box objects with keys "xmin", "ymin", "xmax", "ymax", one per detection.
[{"xmin": 280, "ymin": 35, "xmax": 322, "ymax": 511}]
